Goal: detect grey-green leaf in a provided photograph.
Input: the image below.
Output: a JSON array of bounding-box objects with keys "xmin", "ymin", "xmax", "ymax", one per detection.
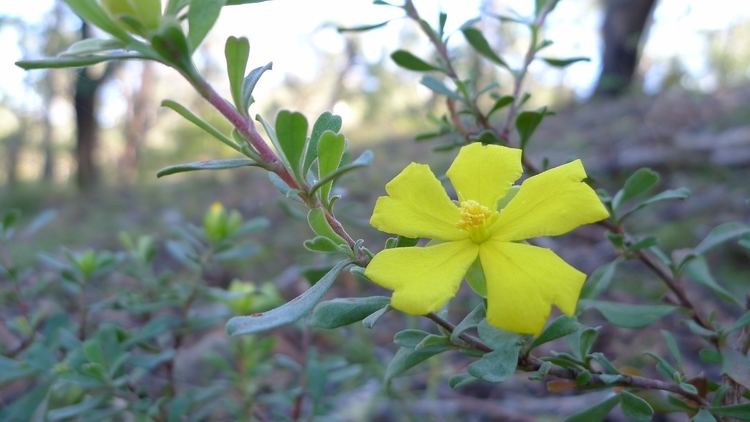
[
  {"xmin": 420, "ymin": 75, "xmax": 461, "ymax": 100},
  {"xmin": 161, "ymin": 100, "xmax": 243, "ymax": 153},
  {"xmin": 709, "ymin": 403, "xmax": 750, "ymax": 420},
  {"xmin": 311, "ymin": 296, "xmax": 390, "ymax": 329},
  {"xmin": 564, "ymin": 394, "xmax": 621, "ymax": 422},
  {"xmin": 16, "ymin": 53, "xmax": 144, "ymax": 70},
  {"xmin": 582, "ymin": 300, "xmax": 678, "ymax": 329},
  {"xmin": 226, "ymin": 261, "xmax": 350, "ymax": 336},
  {"xmin": 694, "ymin": 222, "xmax": 750, "ymax": 255},
  {"xmin": 684, "ymin": 256, "xmax": 742, "ymax": 307},
  {"xmin": 156, "ymin": 158, "xmax": 258, "ymax": 177},
  {"xmin": 580, "ymin": 259, "xmax": 619, "ymax": 300},
  {"xmin": 241, "ymin": 62, "xmax": 272, "ymax": 111}
]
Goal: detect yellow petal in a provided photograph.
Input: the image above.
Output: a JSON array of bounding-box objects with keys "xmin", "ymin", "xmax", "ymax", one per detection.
[
  {"xmin": 447, "ymin": 143, "xmax": 523, "ymax": 209},
  {"xmin": 364, "ymin": 240, "xmax": 479, "ymax": 315},
  {"xmin": 491, "ymin": 159, "xmax": 609, "ymax": 241},
  {"xmin": 479, "ymin": 240, "xmax": 585, "ymax": 335},
  {"xmin": 371, "ymin": 163, "xmax": 466, "ymax": 241}
]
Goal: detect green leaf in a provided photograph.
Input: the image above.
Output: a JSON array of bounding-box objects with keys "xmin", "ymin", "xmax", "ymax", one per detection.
[
  {"xmin": 337, "ymin": 20, "xmax": 390, "ymax": 32},
  {"xmin": 582, "ymin": 300, "xmax": 678, "ymax": 329},
  {"xmin": 226, "ymin": 261, "xmax": 350, "ymax": 335},
  {"xmin": 461, "ymin": 27, "xmax": 508, "ymax": 68},
  {"xmin": 241, "ymin": 62, "xmax": 272, "ymax": 111},
  {"xmin": 385, "ymin": 339, "xmax": 451, "ymax": 381},
  {"xmin": 311, "ymin": 149, "xmax": 373, "ymax": 201},
  {"xmin": 529, "ymin": 315, "xmax": 580, "ymax": 351},
  {"xmin": 710, "ymin": 403, "xmax": 750, "ymax": 420},
  {"xmin": 63, "ymin": 0, "xmax": 131, "ymax": 41},
  {"xmin": 161, "ymin": 99, "xmax": 243, "ymax": 153},
  {"xmin": 465, "ymin": 258, "xmax": 487, "ymax": 297},
  {"xmin": 619, "ymin": 187, "xmax": 691, "ymax": 221},
  {"xmin": 644, "ymin": 352, "xmax": 679, "ymax": 381},
  {"xmin": 225, "ymin": 36, "xmax": 250, "ymax": 112},
  {"xmin": 304, "ymin": 112, "xmax": 342, "ymax": 175},
  {"xmin": 275, "ymin": 110, "xmax": 309, "ymax": 180},
  {"xmin": 580, "ymin": 259, "xmax": 619, "ymax": 300},
  {"xmin": 150, "ymin": 22, "xmax": 191, "ymax": 67},
  {"xmin": 693, "ymin": 409, "xmax": 717, "ymax": 422},
  {"xmin": 612, "ymin": 168, "xmax": 660, "ymax": 211},
  {"xmin": 390, "ymin": 50, "xmax": 439, "ymax": 72},
  {"xmin": 487, "ymin": 95, "xmax": 514, "ymax": 117},
  {"xmin": 316, "ymin": 131, "xmax": 346, "ymax": 201},
  {"xmin": 187, "ymin": 0, "xmax": 227, "ymax": 51},
  {"xmin": 311, "ymin": 296, "xmax": 390, "ymax": 329},
  {"xmin": 564, "ymin": 394, "xmax": 621, "ymax": 422},
  {"xmin": 16, "ymin": 53, "xmax": 144, "ymax": 69},
  {"xmin": 695, "ymin": 222, "xmax": 750, "ymax": 255},
  {"xmin": 420, "ymin": 75, "xmax": 460, "ymax": 100},
  {"xmin": 684, "ymin": 257, "xmax": 743, "ymax": 307},
  {"xmin": 620, "ymin": 391, "xmax": 654, "ymax": 422},
  {"xmin": 307, "ymin": 208, "xmax": 346, "ymax": 245},
  {"xmin": 515, "ymin": 107, "xmax": 551, "ymax": 150},
  {"xmin": 541, "ymin": 56, "xmax": 590, "ymax": 67},
  {"xmin": 156, "ymin": 158, "xmax": 259, "ymax": 177}
]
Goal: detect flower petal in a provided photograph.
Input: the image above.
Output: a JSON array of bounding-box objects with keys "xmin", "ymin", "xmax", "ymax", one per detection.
[
  {"xmin": 479, "ymin": 240, "xmax": 585, "ymax": 335},
  {"xmin": 371, "ymin": 163, "xmax": 465, "ymax": 240},
  {"xmin": 447, "ymin": 143, "xmax": 523, "ymax": 209},
  {"xmin": 364, "ymin": 240, "xmax": 479, "ymax": 315},
  {"xmin": 491, "ymin": 159, "xmax": 609, "ymax": 241}
]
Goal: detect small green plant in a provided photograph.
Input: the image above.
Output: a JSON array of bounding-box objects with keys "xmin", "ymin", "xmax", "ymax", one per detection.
[{"xmin": 6, "ymin": 0, "xmax": 750, "ymax": 420}]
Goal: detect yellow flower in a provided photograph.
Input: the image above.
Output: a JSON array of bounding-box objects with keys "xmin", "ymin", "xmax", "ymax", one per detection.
[{"xmin": 364, "ymin": 143, "xmax": 609, "ymax": 335}]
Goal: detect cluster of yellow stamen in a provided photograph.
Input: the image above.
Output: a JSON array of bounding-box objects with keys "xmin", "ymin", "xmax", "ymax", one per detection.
[{"xmin": 457, "ymin": 200, "xmax": 497, "ymax": 242}]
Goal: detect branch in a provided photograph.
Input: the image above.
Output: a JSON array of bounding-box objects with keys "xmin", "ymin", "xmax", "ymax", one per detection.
[
  {"xmin": 500, "ymin": 0, "xmax": 558, "ymax": 143},
  {"xmin": 424, "ymin": 313, "xmax": 708, "ymax": 406}
]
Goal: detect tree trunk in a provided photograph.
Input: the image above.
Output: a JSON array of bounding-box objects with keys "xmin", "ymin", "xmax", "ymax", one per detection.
[
  {"xmin": 74, "ymin": 67, "xmax": 100, "ymax": 190},
  {"xmin": 120, "ymin": 62, "xmax": 155, "ymax": 183},
  {"xmin": 72, "ymin": 22, "xmax": 116, "ymax": 190},
  {"xmin": 594, "ymin": 0, "xmax": 657, "ymax": 97}
]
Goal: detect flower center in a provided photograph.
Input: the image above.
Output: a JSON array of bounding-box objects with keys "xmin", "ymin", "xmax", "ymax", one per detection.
[{"xmin": 457, "ymin": 200, "xmax": 497, "ymax": 242}]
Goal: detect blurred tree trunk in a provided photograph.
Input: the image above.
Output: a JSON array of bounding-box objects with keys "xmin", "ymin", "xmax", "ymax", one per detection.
[
  {"xmin": 40, "ymin": 4, "xmax": 69, "ymax": 183},
  {"xmin": 120, "ymin": 63, "xmax": 155, "ymax": 183},
  {"xmin": 5, "ymin": 124, "xmax": 25, "ymax": 187},
  {"xmin": 73, "ymin": 22, "xmax": 116, "ymax": 190},
  {"xmin": 594, "ymin": 0, "xmax": 657, "ymax": 97}
]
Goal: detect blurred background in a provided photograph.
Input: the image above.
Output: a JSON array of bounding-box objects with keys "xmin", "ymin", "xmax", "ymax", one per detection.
[{"xmin": 1, "ymin": 0, "xmax": 750, "ymax": 419}]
